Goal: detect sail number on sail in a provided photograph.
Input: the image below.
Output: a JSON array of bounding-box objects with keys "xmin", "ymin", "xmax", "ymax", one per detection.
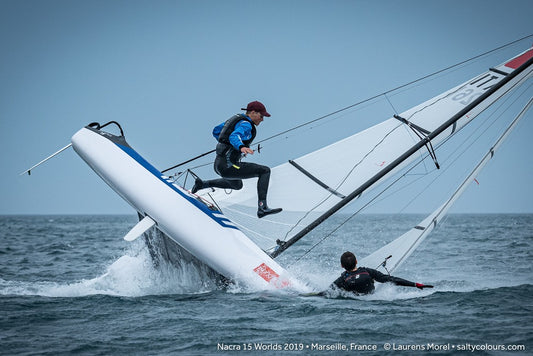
[{"xmin": 453, "ymin": 73, "xmax": 504, "ymax": 106}]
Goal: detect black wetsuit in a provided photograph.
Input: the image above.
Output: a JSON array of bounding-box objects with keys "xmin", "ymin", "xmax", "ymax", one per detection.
[
  {"xmin": 203, "ymin": 114, "xmax": 271, "ymax": 201},
  {"xmin": 332, "ymin": 267, "xmax": 416, "ymax": 295}
]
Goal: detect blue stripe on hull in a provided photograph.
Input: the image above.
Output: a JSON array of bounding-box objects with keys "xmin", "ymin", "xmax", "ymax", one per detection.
[{"xmin": 115, "ymin": 142, "xmax": 239, "ymax": 230}]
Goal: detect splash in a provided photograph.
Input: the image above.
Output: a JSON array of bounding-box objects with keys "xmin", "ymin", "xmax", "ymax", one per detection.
[{"xmin": 0, "ymin": 243, "xmax": 220, "ymax": 298}]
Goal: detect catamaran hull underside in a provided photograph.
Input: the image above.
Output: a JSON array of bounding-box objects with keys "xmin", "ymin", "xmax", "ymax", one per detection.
[{"xmin": 71, "ymin": 126, "xmax": 296, "ymax": 290}]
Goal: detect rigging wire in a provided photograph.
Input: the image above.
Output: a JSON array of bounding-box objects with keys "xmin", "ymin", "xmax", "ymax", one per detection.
[
  {"xmin": 166, "ymin": 36, "xmax": 532, "ymax": 256},
  {"xmin": 162, "ymin": 35, "xmax": 532, "ymax": 174},
  {"xmin": 384, "ymin": 93, "xmax": 399, "ymax": 115},
  {"xmin": 392, "ymin": 82, "xmax": 533, "ymax": 213},
  {"xmin": 280, "ymin": 66, "xmax": 481, "ymax": 241},
  {"xmin": 281, "ymin": 120, "xmax": 406, "ymax": 240},
  {"xmin": 290, "ymin": 82, "xmax": 533, "ymax": 264},
  {"xmin": 277, "ymin": 46, "xmax": 533, "ymax": 256},
  {"xmin": 246, "ymin": 71, "xmax": 532, "ymax": 252},
  {"xmin": 257, "ymin": 34, "xmax": 532, "ymax": 146}
]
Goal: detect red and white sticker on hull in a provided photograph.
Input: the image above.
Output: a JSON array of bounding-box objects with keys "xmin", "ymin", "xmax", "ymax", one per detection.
[{"xmin": 254, "ymin": 263, "xmax": 291, "ymax": 288}]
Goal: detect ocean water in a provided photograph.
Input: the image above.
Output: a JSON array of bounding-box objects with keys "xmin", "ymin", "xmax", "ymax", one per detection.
[{"xmin": 1, "ymin": 214, "xmax": 532, "ymax": 355}]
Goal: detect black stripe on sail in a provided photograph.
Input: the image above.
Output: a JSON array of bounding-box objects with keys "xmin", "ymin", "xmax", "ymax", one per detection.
[
  {"xmin": 289, "ymin": 160, "xmax": 346, "ymax": 199},
  {"xmin": 490, "ymin": 67, "xmax": 509, "ymax": 76},
  {"xmin": 270, "ymin": 53, "xmax": 533, "ymax": 259}
]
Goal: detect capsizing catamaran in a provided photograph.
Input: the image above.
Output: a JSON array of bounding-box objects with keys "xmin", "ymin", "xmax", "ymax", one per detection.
[{"xmin": 23, "ymin": 43, "xmax": 532, "ymax": 290}]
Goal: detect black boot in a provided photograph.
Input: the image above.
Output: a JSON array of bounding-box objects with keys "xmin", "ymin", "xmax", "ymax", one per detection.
[
  {"xmin": 257, "ymin": 200, "xmax": 282, "ymax": 219},
  {"xmin": 191, "ymin": 178, "xmax": 204, "ymax": 194}
]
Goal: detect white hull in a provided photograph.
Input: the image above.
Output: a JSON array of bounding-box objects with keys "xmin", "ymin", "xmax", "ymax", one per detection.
[{"xmin": 71, "ymin": 126, "xmax": 296, "ymax": 290}]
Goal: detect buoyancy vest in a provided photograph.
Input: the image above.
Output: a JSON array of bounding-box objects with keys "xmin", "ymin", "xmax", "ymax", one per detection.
[
  {"xmin": 216, "ymin": 114, "xmax": 256, "ymax": 164},
  {"xmin": 217, "ymin": 114, "xmax": 256, "ymax": 147},
  {"xmin": 340, "ymin": 268, "xmax": 375, "ymax": 294}
]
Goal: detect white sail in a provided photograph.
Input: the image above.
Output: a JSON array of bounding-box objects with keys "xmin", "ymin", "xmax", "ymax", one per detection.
[
  {"xmin": 360, "ymin": 97, "xmax": 532, "ymax": 273},
  {"xmin": 198, "ymin": 47, "xmax": 533, "ymax": 251}
]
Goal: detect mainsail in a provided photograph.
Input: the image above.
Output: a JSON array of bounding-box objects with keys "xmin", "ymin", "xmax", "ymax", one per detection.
[
  {"xmin": 360, "ymin": 97, "xmax": 533, "ymax": 273},
  {"xmin": 195, "ymin": 46, "xmax": 532, "ymax": 256}
]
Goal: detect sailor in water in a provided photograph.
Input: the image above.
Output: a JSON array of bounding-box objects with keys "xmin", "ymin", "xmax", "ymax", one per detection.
[
  {"xmin": 331, "ymin": 251, "xmax": 433, "ymax": 295},
  {"xmin": 192, "ymin": 101, "xmax": 282, "ymax": 218}
]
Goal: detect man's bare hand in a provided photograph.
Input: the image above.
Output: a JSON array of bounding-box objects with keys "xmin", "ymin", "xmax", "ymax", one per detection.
[{"xmin": 241, "ymin": 147, "xmax": 254, "ymax": 155}]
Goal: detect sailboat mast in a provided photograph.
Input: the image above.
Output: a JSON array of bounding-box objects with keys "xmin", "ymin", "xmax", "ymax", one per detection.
[{"xmin": 271, "ymin": 55, "xmax": 533, "ymax": 259}]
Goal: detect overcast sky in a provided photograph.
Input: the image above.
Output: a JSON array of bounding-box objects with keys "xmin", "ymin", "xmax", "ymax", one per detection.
[{"xmin": 1, "ymin": 0, "xmax": 532, "ymax": 215}]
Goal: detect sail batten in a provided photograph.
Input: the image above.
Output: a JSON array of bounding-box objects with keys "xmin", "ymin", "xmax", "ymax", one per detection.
[
  {"xmin": 270, "ymin": 51, "xmax": 533, "ymax": 258},
  {"xmin": 196, "ymin": 47, "xmax": 532, "ymax": 256},
  {"xmin": 289, "ymin": 160, "xmax": 346, "ymax": 199}
]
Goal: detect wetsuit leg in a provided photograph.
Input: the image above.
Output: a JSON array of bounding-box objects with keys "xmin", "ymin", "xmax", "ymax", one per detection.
[
  {"xmin": 196, "ymin": 156, "xmax": 243, "ymax": 191},
  {"xmin": 203, "ymin": 177, "xmax": 243, "ymax": 190},
  {"xmin": 232, "ymin": 162, "xmax": 270, "ymax": 201},
  {"xmin": 216, "ymin": 160, "xmax": 271, "ymax": 200}
]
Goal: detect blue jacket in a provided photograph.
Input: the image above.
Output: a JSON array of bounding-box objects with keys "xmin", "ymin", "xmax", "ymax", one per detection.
[{"xmin": 212, "ymin": 116, "xmax": 254, "ymax": 151}]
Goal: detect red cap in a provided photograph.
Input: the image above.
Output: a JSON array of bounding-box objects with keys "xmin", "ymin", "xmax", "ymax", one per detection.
[{"xmin": 241, "ymin": 101, "xmax": 271, "ymax": 117}]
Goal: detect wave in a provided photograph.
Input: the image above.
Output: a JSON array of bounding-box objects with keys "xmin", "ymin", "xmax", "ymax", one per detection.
[
  {"xmin": 0, "ymin": 245, "xmax": 221, "ymax": 298},
  {"xmin": 2, "ymin": 235, "xmax": 529, "ymax": 299},
  {"xmin": 300, "ymin": 280, "xmax": 533, "ymax": 301}
]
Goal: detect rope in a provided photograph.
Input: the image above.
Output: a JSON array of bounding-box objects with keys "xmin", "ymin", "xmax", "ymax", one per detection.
[
  {"xmin": 254, "ymin": 35, "xmax": 532, "ymax": 147},
  {"xmin": 290, "ymin": 81, "xmax": 533, "ymax": 264},
  {"xmin": 162, "ymin": 35, "xmax": 532, "ymax": 174}
]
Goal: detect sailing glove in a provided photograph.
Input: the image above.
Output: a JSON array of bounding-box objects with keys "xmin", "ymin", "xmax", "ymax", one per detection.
[{"xmin": 415, "ymin": 283, "xmax": 433, "ymax": 289}]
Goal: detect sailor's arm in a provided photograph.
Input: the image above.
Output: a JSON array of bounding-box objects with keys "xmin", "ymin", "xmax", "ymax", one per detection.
[
  {"xmin": 229, "ymin": 121, "xmax": 254, "ymax": 154},
  {"xmin": 368, "ymin": 268, "xmax": 433, "ymax": 289}
]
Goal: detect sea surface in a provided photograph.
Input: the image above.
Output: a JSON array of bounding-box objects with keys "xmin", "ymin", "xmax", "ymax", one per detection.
[{"xmin": 1, "ymin": 214, "xmax": 531, "ymax": 355}]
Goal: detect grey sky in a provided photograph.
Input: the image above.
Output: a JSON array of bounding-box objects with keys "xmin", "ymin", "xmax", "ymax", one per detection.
[{"xmin": 1, "ymin": 0, "xmax": 532, "ymax": 214}]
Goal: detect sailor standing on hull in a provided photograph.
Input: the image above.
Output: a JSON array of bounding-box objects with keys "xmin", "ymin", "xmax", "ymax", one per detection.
[{"xmin": 192, "ymin": 101, "xmax": 282, "ymax": 219}]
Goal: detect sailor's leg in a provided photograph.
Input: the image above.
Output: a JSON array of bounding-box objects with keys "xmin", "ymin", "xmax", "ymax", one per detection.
[
  {"xmin": 203, "ymin": 178, "xmax": 243, "ymax": 190},
  {"xmin": 192, "ymin": 157, "xmax": 244, "ymax": 193},
  {"xmin": 191, "ymin": 177, "xmax": 204, "ymax": 194},
  {"xmin": 222, "ymin": 162, "xmax": 269, "ymax": 197},
  {"xmin": 232, "ymin": 163, "xmax": 282, "ymax": 218},
  {"xmin": 240, "ymin": 163, "xmax": 270, "ymax": 201}
]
